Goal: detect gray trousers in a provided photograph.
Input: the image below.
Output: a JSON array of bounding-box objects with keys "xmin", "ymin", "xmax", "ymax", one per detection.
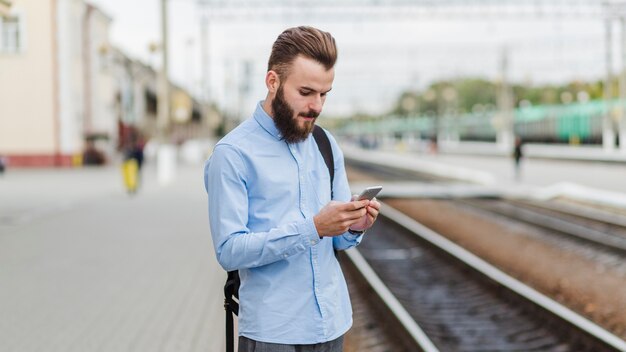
[{"xmin": 238, "ymin": 335, "xmax": 344, "ymax": 352}]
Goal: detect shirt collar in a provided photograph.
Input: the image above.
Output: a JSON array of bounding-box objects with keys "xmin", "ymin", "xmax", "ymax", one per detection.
[{"xmin": 253, "ymin": 101, "xmax": 282, "ymax": 140}]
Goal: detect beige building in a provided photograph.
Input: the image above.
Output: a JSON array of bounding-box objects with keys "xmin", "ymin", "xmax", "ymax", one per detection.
[
  {"xmin": 0, "ymin": 0, "xmax": 207, "ymax": 167},
  {"xmin": 1, "ymin": 0, "xmax": 59, "ymax": 166},
  {"xmin": 0, "ymin": 0, "xmax": 116, "ymax": 166},
  {"xmin": 0, "ymin": 0, "xmax": 134, "ymax": 166}
]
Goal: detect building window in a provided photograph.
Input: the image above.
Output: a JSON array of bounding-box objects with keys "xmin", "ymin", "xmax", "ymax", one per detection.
[{"xmin": 1, "ymin": 15, "xmax": 20, "ymax": 53}]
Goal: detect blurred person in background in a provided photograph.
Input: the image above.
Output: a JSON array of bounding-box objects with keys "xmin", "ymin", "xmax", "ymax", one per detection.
[
  {"xmin": 204, "ymin": 26, "xmax": 380, "ymax": 352},
  {"xmin": 121, "ymin": 127, "xmax": 145, "ymax": 193},
  {"xmin": 124, "ymin": 128, "xmax": 145, "ymax": 171},
  {"xmin": 513, "ymin": 135, "xmax": 524, "ymax": 181}
]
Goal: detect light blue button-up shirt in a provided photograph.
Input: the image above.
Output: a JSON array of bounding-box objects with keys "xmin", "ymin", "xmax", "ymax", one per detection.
[{"xmin": 204, "ymin": 102, "xmax": 362, "ymax": 344}]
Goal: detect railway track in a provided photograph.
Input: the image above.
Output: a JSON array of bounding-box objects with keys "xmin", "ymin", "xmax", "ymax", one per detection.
[
  {"xmin": 343, "ymin": 204, "xmax": 626, "ymax": 351},
  {"xmin": 347, "ymin": 160, "xmax": 626, "ymax": 255},
  {"xmin": 484, "ymin": 199, "xmax": 626, "ymax": 252}
]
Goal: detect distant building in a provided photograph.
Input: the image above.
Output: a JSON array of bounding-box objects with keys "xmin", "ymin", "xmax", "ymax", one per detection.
[
  {"xmin": 0, "ymin": 0, "xmax": 206, "ymax": 167},
  {"xmin": 108, "ymin": 47, "xmax": 158, "ymax": 139},
  {"xmin": 108, "ymin": 47, "xmax": 209, "ymax": 150},
  {"xmin": 0, "ymin": 0, "xmax": 115, "ymax": 166}
]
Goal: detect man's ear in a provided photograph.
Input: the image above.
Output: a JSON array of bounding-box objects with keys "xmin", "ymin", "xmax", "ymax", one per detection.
[{"xmin": 266, "ymin": 70, "xmax": 280, "ymax": 93}]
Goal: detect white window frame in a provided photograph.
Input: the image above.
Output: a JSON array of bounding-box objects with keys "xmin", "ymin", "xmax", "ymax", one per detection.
[{"xmin": 0, "ymin": 9, "xmax": 25, "ymax": 54}]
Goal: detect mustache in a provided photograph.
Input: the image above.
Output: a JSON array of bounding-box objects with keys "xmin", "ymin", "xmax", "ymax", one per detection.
[{"xmin": 299, "ymin": 111, "xmax": 320, "ymax": 118}]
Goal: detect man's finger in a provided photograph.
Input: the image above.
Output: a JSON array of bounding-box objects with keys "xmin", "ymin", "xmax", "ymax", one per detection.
[
  {"xmin": 352, "ymin": 200, "xmax": 369, "ymax": 209},
  {"xmin": 367, "ymin": 206, "xmax": 379, "ymax": 216},
  {"xmin": 343, "ymin": 207, "xmax": 367, "ymax": 220},
  {"xmin": 332, "ymin": 200, "xmax": 365, "ymax": 211},
  {"xmin": 368, "ymin": 199, "xmax": 381, "ymax": 210}
]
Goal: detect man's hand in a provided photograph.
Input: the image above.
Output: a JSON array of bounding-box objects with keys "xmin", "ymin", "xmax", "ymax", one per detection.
[
  {"xmin": 314, "ymin": 200, "xmax": 369, "ymax": 237},
  {"xmin": 348, "ymin": 197, "xmax": 381, "ymax": 232}
]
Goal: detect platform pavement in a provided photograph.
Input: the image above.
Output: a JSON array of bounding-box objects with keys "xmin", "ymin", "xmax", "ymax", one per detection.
[
  {"xmin": 342, "ymin": 143, "xmax": 626, "ymax": 209},
  {"xmin": 0, "ymin": 163, "xmax": 226, "ymax": 351},
  {"xmin": 436, "ymin": 140, "xmax": 626, "ymax": 163}
]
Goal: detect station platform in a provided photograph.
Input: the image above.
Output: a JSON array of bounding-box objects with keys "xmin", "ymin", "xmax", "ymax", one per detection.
[
  {"xmin": 437, "ymin": 140, "xmax": 626, "ymax": 163},
  {"xmin": 3, "ymin": 139, "xmax": 626, "ymax": 351},
  {"xmin": 0, "ymin": 164, "xmax": 226, "ymax": 352},
  {"xmin": 343, "ymin": 143, "xmax": 626, "ymax": 209}
]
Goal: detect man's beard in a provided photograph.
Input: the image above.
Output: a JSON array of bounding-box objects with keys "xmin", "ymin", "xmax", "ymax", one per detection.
[{"xmin": 272, "ymin": 86, "xmax": 319, "ymax": 144}]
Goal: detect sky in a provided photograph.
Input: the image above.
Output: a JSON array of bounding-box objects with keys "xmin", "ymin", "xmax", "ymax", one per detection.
[{"xmin": 88, "ymin": 1, "xmax": 611, "ymax": 117}]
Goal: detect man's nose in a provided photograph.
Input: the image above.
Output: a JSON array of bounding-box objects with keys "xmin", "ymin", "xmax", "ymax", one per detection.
[{"xmin": 309, "ymin": 95, "xmax": 323, "ymax": 113}]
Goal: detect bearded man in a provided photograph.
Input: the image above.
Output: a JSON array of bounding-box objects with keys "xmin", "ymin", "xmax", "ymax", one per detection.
[{"xmin": 204, "ymin": 26, "xmax": 380, "ymax": 352}]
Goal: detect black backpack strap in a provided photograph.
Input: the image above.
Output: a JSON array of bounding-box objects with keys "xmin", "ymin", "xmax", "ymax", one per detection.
[
  {"xmin": 312, "ymin": 125, "xmax": 334, "ymax": 199},
  {"xmin": 312, "ymin": 125, "xmax": 340, "ymax": 259},
  {"xmin": 224, "ymin": 271, "xmax": 240, "ymax": 313},
  {"xmin": 225, "ymin": 305, "xmax": 234, "ymax": 352},
  {"xmin": 224, "ymin": 271, "xmax": 240, "ymax": 352}
]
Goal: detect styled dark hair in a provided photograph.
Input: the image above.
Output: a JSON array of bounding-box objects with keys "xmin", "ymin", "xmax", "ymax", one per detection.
[{"xmin": 267, "ymin": 26, "xmax": 337, "ymax": 80}]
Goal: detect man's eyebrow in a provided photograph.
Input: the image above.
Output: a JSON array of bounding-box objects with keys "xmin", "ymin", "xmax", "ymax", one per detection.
[{"xmin": 300, "ymin": 86, "xmax": 333, "ymax": 94}]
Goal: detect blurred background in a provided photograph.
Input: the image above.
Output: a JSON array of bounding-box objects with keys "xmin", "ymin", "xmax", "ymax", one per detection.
[
  {"xmin": 2, "ymin": 0, "xmax": 626, "ymax": 168},
  {"xmin": 2, "ymin": 1, "xmax": 626, "ymax": 351}
]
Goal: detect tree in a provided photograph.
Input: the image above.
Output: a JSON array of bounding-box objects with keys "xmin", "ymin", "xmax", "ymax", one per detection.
[{"xmin": 389, "ymin": 77, "xmax": 604, "ymax": 119}]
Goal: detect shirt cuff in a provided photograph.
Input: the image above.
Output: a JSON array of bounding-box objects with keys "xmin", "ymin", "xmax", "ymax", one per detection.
[
  {"xmin": 343, "ymin": 231, "xmax": 363, "ymax": 242},
  {"xmin": 297, "ymin": 218, "xmax": 321, "ymax": 247}
]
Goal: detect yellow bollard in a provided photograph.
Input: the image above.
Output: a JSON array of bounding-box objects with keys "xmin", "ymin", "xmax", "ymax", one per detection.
[{"xmin": 72, "ymin": 154, "xmax": 83, "ymax": 167}]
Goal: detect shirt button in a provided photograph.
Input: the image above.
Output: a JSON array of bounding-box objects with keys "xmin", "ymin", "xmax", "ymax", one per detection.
[
  {"xmin": 310, "ymin": 240, "xmax": 316, "ymax": 245},
  {"xmin": 283, "ymin": 254, "xmax": 288, "ymax": 258}
]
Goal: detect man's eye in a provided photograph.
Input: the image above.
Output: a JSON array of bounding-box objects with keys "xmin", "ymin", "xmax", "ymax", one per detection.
[{"xmin": 300, "ymin": 91, "xmax": 311, "ymax": 96}]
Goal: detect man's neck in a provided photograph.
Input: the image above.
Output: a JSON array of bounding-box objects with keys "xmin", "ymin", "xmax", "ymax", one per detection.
[{"xmin": 262, "ymin": 96, "xmax": 274, "ymax": 120}]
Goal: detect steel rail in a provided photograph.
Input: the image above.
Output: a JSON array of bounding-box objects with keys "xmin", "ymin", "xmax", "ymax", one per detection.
[
  {"xmin": 511, "ymin": 198, "xmax": 626, "ymax": 228},
  {"xmin": 462, "ymin": 199, "xmax": 626, "ymax": 253},
  {"xmin": 344, "ymin": 247, "xmax": 440, "ymax": 352},
  {"xmin": 377, "ymin": 202, "xmax": 626, "ymax": 351}
]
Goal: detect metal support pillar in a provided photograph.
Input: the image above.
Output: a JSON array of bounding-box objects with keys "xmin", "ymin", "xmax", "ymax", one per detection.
[
  {"xmin": 157, "ymin": 0, "xmax": 176, "ymax": 185},
  {"xmin": 617, "ymin": 16, "xmax": 626, "ymax": 153},
  {"xmin": 497, "ymin": 47, "xmax": 514, "ymax": 151},
  {"xmin": 604, "ymin": 17, "xmax": 616, "ymax": 151}
]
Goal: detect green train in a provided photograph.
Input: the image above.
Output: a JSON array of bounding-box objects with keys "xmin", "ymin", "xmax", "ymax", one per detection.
[
  {"xmin": 340, "ymin": 100, "xmax": 622, "ymax": 145},
  {"xmin": 455, "ymin": 100, "xmax": 610, "ymax": 144}
]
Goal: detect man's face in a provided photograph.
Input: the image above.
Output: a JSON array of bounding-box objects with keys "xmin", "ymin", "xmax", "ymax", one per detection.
[{"xmin": 270, "ymin": 56, "xmax": 334, "ymax": 144}]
